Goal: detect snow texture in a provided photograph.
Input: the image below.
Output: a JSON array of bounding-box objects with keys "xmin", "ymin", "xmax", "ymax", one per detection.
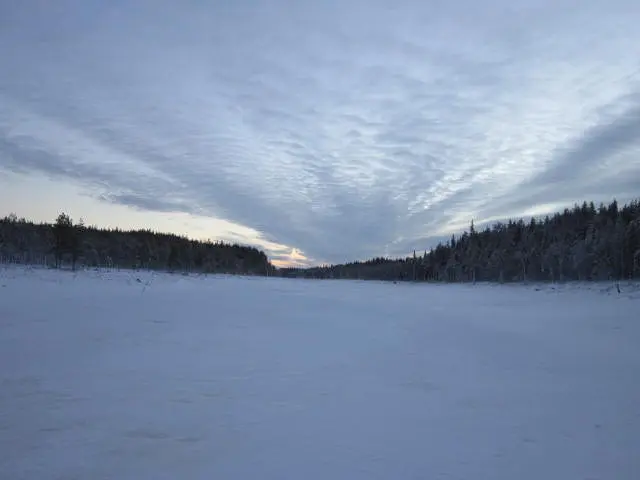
[{"xmin": 1, "ymin": 266, "xmax": 639, "ymax": 479}]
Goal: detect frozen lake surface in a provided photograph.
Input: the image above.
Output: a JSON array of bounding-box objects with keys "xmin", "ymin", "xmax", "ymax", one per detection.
[{"xmin": 1, "ymin": 267, "xmax": 639, "ymax": 479}]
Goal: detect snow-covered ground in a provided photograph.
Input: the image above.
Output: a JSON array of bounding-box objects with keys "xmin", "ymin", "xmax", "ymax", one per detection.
[{"xmin": 1, "ymin": 266, "xmax": 639, "ymax": 479}]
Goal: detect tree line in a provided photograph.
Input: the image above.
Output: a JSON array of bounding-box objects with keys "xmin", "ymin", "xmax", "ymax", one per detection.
[
  {"xmin": 279, "ymin": 199, "xmax": 640, "ymax": 283},
  {"xmin": 2, "ymin": 198, "xmax": 639, "ymax": 283},
  {"xmin": 0, "ymin": 213, "xmax": 274, "ymax": 275}
]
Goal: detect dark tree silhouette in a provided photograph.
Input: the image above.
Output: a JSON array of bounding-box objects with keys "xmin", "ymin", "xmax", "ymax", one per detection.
[
  {"xmin": 2, "ymin": 199, "xmax": 638, "ymax": 283},
  {"xmin": 279, "ymin": 198, "xmax": 640, "ymax": 283},
  {"xmin": 1, "ymin": 213, "xmax": 274, "ymax": 275},
  {"xmin": 53, "ymin": 213, "xmax": 81, "ymax": 270}
]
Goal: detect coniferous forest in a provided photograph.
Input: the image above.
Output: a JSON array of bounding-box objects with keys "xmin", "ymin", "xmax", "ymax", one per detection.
[
  {"xmin": 280, "ymin": 199, "xmax": 640, "ymax": 283},
  {"xmin": 1, "ymin": 198, "xmax": 639, "ymax": 283},
  {"xmin": 0, "ymin": 213, "xmax": 274, "ymax": 275}
]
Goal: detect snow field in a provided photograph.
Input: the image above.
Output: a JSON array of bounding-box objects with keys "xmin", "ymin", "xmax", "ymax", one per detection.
[{"xmin": 1, "ymin": 267, "xmax": 639, "ymax": 479}]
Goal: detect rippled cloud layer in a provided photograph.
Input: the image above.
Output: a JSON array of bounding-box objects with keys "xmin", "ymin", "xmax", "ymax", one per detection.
[{"xmin": 1, "ymin": 0, "xmax": 639, "ymax": 265}]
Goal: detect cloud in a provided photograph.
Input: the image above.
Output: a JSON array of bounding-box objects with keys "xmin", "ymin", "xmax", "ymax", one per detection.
[
  {"xmin": 530, "ymin": 102, "xmax": 640, "ymax": 189},
  {"xmin": 1, "ymin": 0, "xmax": 639, "ymax": 265},
  {"xmin": 471, "ymin": 101, "xmax": 640, "ymax": 221}
]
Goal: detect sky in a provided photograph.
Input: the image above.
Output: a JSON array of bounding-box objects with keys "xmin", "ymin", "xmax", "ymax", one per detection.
[{"xmin": 1, "ymin": 0, "xmax": 639, "ymax": 267}]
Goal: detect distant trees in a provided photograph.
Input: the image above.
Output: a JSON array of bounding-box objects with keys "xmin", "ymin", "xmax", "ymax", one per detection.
[
  {"xmin": 280, "ymin": 198, "xmax": 640, "ymax": 283},
  {"xmin": 2, "ymin": 198, "xmax": 639, "ymax": 283},
  {"xmin": 53, "ymin": 213, "xmax": 82, "ymax": 269},
  {"xmin": 0, "ymin": 213, "xmax": 274, "ymax": 275}
]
